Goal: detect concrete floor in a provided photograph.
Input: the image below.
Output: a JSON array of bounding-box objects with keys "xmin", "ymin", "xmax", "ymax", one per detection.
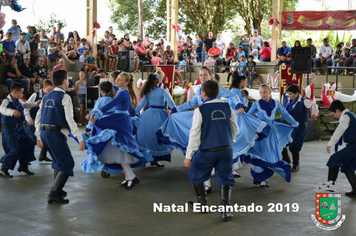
[{"xmin": 0, "ymin": 129, "xmax": 355, "ymax": 236}]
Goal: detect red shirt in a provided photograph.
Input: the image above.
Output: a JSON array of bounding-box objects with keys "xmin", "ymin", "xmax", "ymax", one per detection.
[
  {"xmin": 208, "ymin": 47, "xmax": 221, "ymax": 56},
  {"xmin": 110, "ymin": 45, "xmax": 119, "ymax": 55},
  {"xmin": 134, "ymin": 45, "xmax": 145, "ymax": 56},
  {"xmin": 226, "ymin": 47, "xmax": 237, "ymax": 58},
  {"xmin": 261, "ymin": 47, "xmax": 271, "ymax": 59}
]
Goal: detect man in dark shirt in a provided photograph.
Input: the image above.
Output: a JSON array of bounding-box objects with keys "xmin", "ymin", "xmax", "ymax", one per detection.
[
  {"xmin": 34, "ymin": 57, "xmax": 48, "ymax": 81},
  {"xmin": 179, "ymin": 43, "xmax": 191, "ymax": 65},
  {"xmin": 239, "ymin": 34, "xmax": 250, "ymax": 58},
  {"xmin": 19, "ymin": 54, "xmax": 38, "ymax": 91},
  {"xmin": 30, "ymin": 33, "xmax": 42, "ymax": 65},
  {"xmin": 4, "ymin": 58, "xmax": 29, "ymax": 93},
  {"xmin": 92, "ymin": 69, "xmax": 107, "ymax": 85},
  {"xmin": 203, "ymin": 32, "xmax": 216, "ymax": 61}
]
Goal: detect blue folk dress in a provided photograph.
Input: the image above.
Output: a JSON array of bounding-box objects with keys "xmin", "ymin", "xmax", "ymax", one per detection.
[
  {"xmin": 243, "ymin": 98, "xmax": 299, "ymax": 182},
  {"xmin": 135, "ymin": 87, "xmax": 176, "ymax": 162},
  {"xmin": 157, "ymin": 85, "xmax": 267, "ymax": 160},
  {"xmin": 81, "ymin": 88, "xmax": 152, "ymax": 174}
]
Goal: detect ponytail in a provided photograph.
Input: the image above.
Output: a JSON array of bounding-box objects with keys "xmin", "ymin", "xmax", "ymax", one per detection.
[
  {"xmin": 126, "ymin": 73, "xmax": 138, "ymax": 107},
  {"xmin": 140, "ymin": 73, "xmax": 158, "ymax": 98},
  {"xmin": 99, "ymin": 81, "xmax": 116, "ymax": 99}
]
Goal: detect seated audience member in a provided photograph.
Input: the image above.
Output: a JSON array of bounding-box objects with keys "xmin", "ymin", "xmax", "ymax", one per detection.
[
  {"xmin": 30, "ymin": 33, "xmax": 42, "ymax": 65},
  {"xmin": 163, "ymin": 45, "xmax": 175, "ymax": 65},
  {"xmin": 19, "ymin": 54, "xmax": 40, "ymax": 89},
  {"xmin": 179, "ymin": 43, "xmax": 191, "ymax": 65},
  {"xmin": 237, "ymin": 55, "xmax": 247, "ymax": 75},
  {"xmin": 221, "ymin": 42, "xmax": 237, "ymax": 72},
  {"xmin": 226, "ymin": 56, "xmax": 238, "ymax": 84},
  {"xmin": 52, "ymin": 58, "xmax": 67, "ymax": 72},
  {"xmin": 134, "ymin": 39, "xmax": 148, "ymax": 64},
  {"xmin": 97, "ymin": 39, "xmax": 111, "ymax": 71},
  {"xmin": 2, "ymin": 31, "xmax": 21, "ymax": 64},
  {"xmin": 85, "ymin": 50, "xmax": 99, "ymax": 73},
  {"xmin": 73, "ymin": 30, "xmax": 81, "ymax": 46},
  {"xmin": 294, "ymin": 40, "xmax": 302, "ymax": 48},
  {"xmin": 92, "ymin": 68, "xmax": 107, "ymax": 85},
  {"xmin": 259, "ymin": 41, "xmax": 271, "ymax": 62},
  {"xmin": 79, "ymin": 48, "xmax": 92, "ymax": 78},
  {"xmin": 65, "ymin": 37, "xmax": 79, "ymax": 60},
  {"xmin": 47, "ymin": 40, "xmax": 75, "ymax": 66},
  {"xmin": 175, "ymin": 54, "xmax": 186, "ymax": 84},
  {"xmin": 34, "ymin": 57, "xmax": 48, "ymax": 80},
  {"xmin": 236, "ymin": 45, "xmax": 246, "ymax": 60},
  {"xmin": 275, "ymin": 53, "xmax": 290, "ymax": 73},
  {"xmin": 276, "ymin": 41, "xmax": 291, "ymax": 64},
  {"xmin": 38, "ymin": 42, "xmax": 48, "ymax": 66},
  {"xmin": 143, "ymin": 34, "xmax": 152, "ymax": 49},
  {"xmin": 306, "ymin": 38, "xmax": 317, "ymax": 70},
  {"xmin": 108, "ymin": 38, "xmax": 119, "ymax": 70},
  {"xmin": 341, "ymin": 47, "xmax": 351, "ymax": 75},
  {"xmin": 4, "ymin": 58, "xmax": 29, "ymax": 93},
  {"xmin": 78, "ymin": 38, "xmax": 87, "ymax": 55},
  {"xmin": 315, "ymin": 38, "xmax": 334, "ymax": 75},
  {"xmin": 151, "ymin": 51, "xmax": 163, "ymax": 70},
  {"xmin": 15, "ymin": 32, "xmax": 30, "ymax": 64},
  {"xmin": 204, "ymin": 42, "xmax": 221, "ymax": 73},
  {"xmin": 343, "ymin": 39, "xmax": 356, "ymax": 75},
  {"xmin": 40, "ymin": 29, "xmax": 49, "ymax": 50},
  {"xmin": 146, "ymin": 42, "xmax": 155, "ymax": 60}
]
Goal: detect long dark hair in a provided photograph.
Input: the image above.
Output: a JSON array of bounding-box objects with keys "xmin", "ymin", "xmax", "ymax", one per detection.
[
  {"xmin": 100, "ymin": 81, "xmax": 116, "ymax": 99},
  {"xmin": 230, "ymin": 73, "xmax": 246, "ymax": 90},
  {"xmin": 140, "ymin": 74, "xmax": 158, "ymax": 98},
  {"xmin": 121, "ymin": 72, "xmax": 138, "ymax": 107}
]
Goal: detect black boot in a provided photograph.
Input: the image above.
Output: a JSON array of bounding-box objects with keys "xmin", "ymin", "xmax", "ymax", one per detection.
[
  {"xmin": 220, "ymin": 185, "xmax": 234, "ymax": 221},
  {"xmin": 282, "ymin": 148, "xmax": 291, "ymax": 164},
  {"xmin": 344, "ymin": 172, "xmax": 356, "ymax": 197},
  {"xmin": 48, "ymin": 172, "xmax": 69, "ymax": 204},
  {"xmin": 150, "ymin": 161, "xmax": 165, "ymax": 167},
  {"xmin": 39, "ymin": 147, "xmax": 52, "ymax": 162},
  {"xmin": 291, "ymin": 152, "xmax": 300, "ymax": 172},
  {"xmin": 0, "ymin": 164, "xmax": 13, "ymax": 178},
  {"xmin": 18, "ymin": 163, "xmax": 34, "ymax": 175},
  {"xmin": 53, "ymin": 169, "xmax": 67, "ymax": 197},
  {"xmin": 101, "ymin": 170, "xmax": 111, "ymax": 178},
  {"xmin": 328, "ymin": 167, "xmax": 339, "ymax": 184},
  {"xmin": 188, "ymin": 183, "xmax": 208, "ymax": 214}
]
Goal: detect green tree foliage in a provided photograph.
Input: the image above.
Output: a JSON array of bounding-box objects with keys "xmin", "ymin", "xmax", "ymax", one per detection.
[{"xmin": 34, "ymin": 13, "xmax": 67, "ymax": 33}]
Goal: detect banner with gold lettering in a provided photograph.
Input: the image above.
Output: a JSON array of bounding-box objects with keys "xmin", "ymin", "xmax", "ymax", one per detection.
[
  {"xmin": 282, "ymin": 11, "xmax": 356, "ymax": 30},
  {"xmin": 156, "ymin": 65, "xmax": 175, "ymax": 95},
  {"xmin": 279, "ymin": 65, "xmax": 303, "ymax": 100}
]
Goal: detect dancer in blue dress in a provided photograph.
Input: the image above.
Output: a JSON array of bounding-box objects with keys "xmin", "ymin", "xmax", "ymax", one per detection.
[
  {"xmin": 85, "ymin": 72, "xmax": 152, "ymax": 189},
  {"xmin": 243, "ymin": 84, "xmax": 298, "ymax": 188},
  {"xmin": 135, "ymin": 73, "xmax": 176, "ymax": 167},
  {"xmin": 229, "ymin": 74, "xmax": 246, "ymax": 105}
]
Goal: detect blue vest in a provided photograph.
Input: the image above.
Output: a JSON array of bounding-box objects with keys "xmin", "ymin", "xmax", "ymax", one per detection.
[
  {"xmin": 283, "ymin": 97, "xmax": 308, "ymax": 124},
  {"xmin": 40, "ymin": 90, "xmax": 70, "ymax": 130},
  {"xmin": 29, "ymin": 90, "xmax": 43, "ymax": 120},
  {"xmin": 199, "ymin": 102, "xmax": 232, "ymax": 150},
  {"xmin": 1, "ymin": 97, "xmax": 22, "ymax": 127},
  {"xmin": 343, "ymin": 112, "xmax": 356, "ymax": 144}
]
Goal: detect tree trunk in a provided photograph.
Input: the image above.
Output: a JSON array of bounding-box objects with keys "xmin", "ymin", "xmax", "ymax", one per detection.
[{"xmin": 138, "ymin": 0, "xmax": 143, "ymax": 37}]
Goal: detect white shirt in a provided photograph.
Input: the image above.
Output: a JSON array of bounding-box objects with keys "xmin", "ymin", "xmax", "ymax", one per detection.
[
  {"xmin": 15, "ymin": 39, "xmax": 30, "ymax": 54},
  {"xmin": 35, "ymin": 87, "xmax": 83, "ymax": 142},
  {"xmin": 281, "ymin": 95, "xmax": 319, "ymax": 117},
  {"xmin": 24, "ymin": 90, "xmax": 44, "ymax": 122},
  {"xmin": 185, "ymin": 99, "xmax": 238, "ymax": 159},
  {"xmin": 319, "ymin": 44, "xmax": 334, "ymax": 58},
  {"xmin": 216, "ymin": 39, "xmax": 224, "ymax": 51},
  {"xmin": 79, "ymin": 55, "xmax": 88, "ymax": 69},
  {"xmin": 0, "ymin": 95, "xmax": 38, "ymax": 117},
  {"xmin": 249, "ymin": 36, "xmax": 264, "ymax": 48},
  {"xmin": 327, "ymin": 109, "xmax": 350, "ymax": 147}
]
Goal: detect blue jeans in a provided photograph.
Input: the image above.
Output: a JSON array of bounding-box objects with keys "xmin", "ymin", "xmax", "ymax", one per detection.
[
  {"xmin": 245, "ymin": 70, "xmax": 257, "ymax": 85},
  {"xmin": 196, "ymin": 51, "xmax": 203, "ymax": 63},
  {"xmin": 5, "ymin": 78, "xmax": 29, "ymax": 92},
  {"xmin": 315, "ymin": 57, "xmax": 333, "ymax": 73}
]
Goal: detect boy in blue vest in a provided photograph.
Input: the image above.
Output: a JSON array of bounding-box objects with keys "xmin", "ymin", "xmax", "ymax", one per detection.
[
  {"xmin": 25, "ymin": 79, "xmax": 54, "ymax": 162},
  {"xmin": 0, "ymin": 82, "xmax": 40, "ymax": 178},
  {"xmin": 184, "ymin": 80, "xmax": 238, "ymax": 221},
  {"xmin": 281, "ymin": 84, "xmax": 318, "ymax": 171},
  {"xmin": 35, "ymin": 70, "xmax": 84, "ymax": 204},
  {"xmin": 326, "ymin": 100, "xmax": 356, "ymax": 197}
]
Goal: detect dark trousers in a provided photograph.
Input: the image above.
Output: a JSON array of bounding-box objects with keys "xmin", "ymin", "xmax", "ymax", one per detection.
[
  {"xmin": 221, "ymin": 58, "xmax": 232, "ymax": 71},
  {"xmin": 327, "ymin": 142, "xmax": 356, "ymax": 173},
  {"xmin": 1, "ymin": 127, "xmax": 35, "ymax": 169},
  {"xmin": 189, "ymin": 147, "xmax": 235, "ymax": 186}
]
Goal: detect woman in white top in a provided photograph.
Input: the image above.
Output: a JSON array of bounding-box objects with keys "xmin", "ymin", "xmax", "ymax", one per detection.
[{"xmin": 216, "ymin": 33, "xmax": 226, "ymax": 57}]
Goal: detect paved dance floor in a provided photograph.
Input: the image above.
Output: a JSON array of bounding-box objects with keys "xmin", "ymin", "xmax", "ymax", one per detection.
[{"xmin": 0, "ymin": 129, "xmax": 355, "ymax": 236}]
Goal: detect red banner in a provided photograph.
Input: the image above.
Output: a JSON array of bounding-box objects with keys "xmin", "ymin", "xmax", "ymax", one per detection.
[
  {"xmin": 156, "ymin": 65, "xmax": 175, "ymax": 95},
  {"xmin": 279, "ymin": 65, "xmax": 303, "ymax": 100},
  {"xmin": 282, "ymin": 11, "xmax": 356, "ymax": 31}
]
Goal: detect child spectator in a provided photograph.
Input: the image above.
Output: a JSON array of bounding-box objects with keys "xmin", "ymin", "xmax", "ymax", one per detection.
[
  {"xmin": 175, "ymin": 54, "xmax": 186, "ymax": 84},
  {"xmin": 251, "ymin": 39, "xmax": 260, "ymax": 61},
  {"xmin": 226, "ymin": 56, "xmax": 238, "ymax": 84},
  {"xmin": 237, "ymin": 55, "xmax": 247, "ymax": 75},
  {"xmin": 332, "ymin": 44, "xmax": 342, "ymax": 74},
  {"xmin": 326, "ymin": 100, "xmax": 356, "ymax": 197},
  {"xmin": 281, "ymin": 84, "xmax": 318, "ymax": 171},
  {"xmin": 75, "ymin": 71, "xmax": 87, "ymax": 126},
  {"xmin": 184, "ymin": 79, "xmax": 238, "ymax": 220},
  {"xmin": 341, "ymin": 47, "xmax": 351, "ymax": 75},
  {"xmin": 190, "ymin": 44, "xmax": 197, "ymax": 63},
  {"xmin": 97, "ymin": 39, "xmax": 111, "ymax": 71},
  {"xmin": 85, "ymin": 50, "xmax": 99, "ymax": 73},
  {"xmin": 275, "ymin": 53, "xmax": 290, "ymax": 73},
  {"xmin": 151, "ymin": 51, "xmax": 163, "ymax": 70},
  {"xmin": 52, "ymin": 58, "xmax": 67, "ymax": 72},
  {"xmin": 0, "ymin": 82, "xmax": 40, "ymax": 178},
  {"xmin": 146, "ymin": 42, "xmax": 155, "ymax": 60},
  {"xmin": 246, "ymin": 55, "xmax": 257, "ymax": 87},
  {"xmin": 109, "ymin": 38, "xmax": 119, "ymax": 70},
  {"xmin": 38, "ymin": 42, "xmax": 47, "ymax": 66}
]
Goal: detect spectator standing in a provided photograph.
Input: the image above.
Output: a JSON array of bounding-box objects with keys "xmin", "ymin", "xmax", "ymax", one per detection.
[
  {"xmin": 7, "ymin": 19, "xmax": 21, "ymax": 43},
  {"xmin": 190, "ymin": 44, "xmax": 197, "ymax": 63},
  {"xmin": 15, "ymin": 32, "xmax": 30, "ymax": 64},
  {"xmin": 259, "ymin": 41, "xmax": 271, "ymax": 62},
  {"xmin": 246, "ymin": 55, "xmax": 257, "ymax": 87},
  {"xmin": 186, "ymin": 36, "xmax": 193, "ymax": 51},
  {"xmin": 306, "ymin": 38, "xmax": 317, "ymax": 70},
  {"xmin": 30, "ymin": 33, "xmax": 42, "ymax": 65},
  {"xmin": 216, "ymin": 33, "xmax": 226, "ymax": 57},
  {"xmin": 221, "ymin": 43, "xmax": 237, "ymax": 72},
  {"xmin": 195, "ymin": 35, "xmax": 204, "ymax": 63},
  {"xmin": 56, "ymin": 23, "xmax": 65, "ymax": 42},
  {"xmin": 39, "ymin": 29, "xmax": 49, "ymax": 50},
  {"xmin": 109, "ymin": 38, "xmax": 120, "ymax": 70},
  {"xmin": 315, "ymin": 38, "xmax": 334, "ymax": 75},
  {"xmin": 239, "ymin": 34, "xmax": 250, "ymax": 58},
  {"xmin": 203, "ymin": 32, "xmax": 216, "ymax": 61},
  {"xmin": 250, "ymin": 40, "xmax": 261, "ymax": 61},
  {"xmin": 25, "ymin": 26, "xmax": 34, "ymax": 42},
  {"xmin": 75, "ymin": 71, "xmax": 87, "ymax": 126},
  {"xmin": 344, "ymin": 38, "xmax": 356, "ymax": 74},
  {"xmin": 143, "ymin": 34, "xmax": 152, "ymax": 49},
  {"xmin": 249, "ymin": 29, "xmax": 264, "ymax": 50},
  {"xmin": 177, "ymin": 36, "xmax": 185, "ymax": 54},
  {"xmin": 108, "ymin": 26, "xmax": 116, "ymax": 40}
]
